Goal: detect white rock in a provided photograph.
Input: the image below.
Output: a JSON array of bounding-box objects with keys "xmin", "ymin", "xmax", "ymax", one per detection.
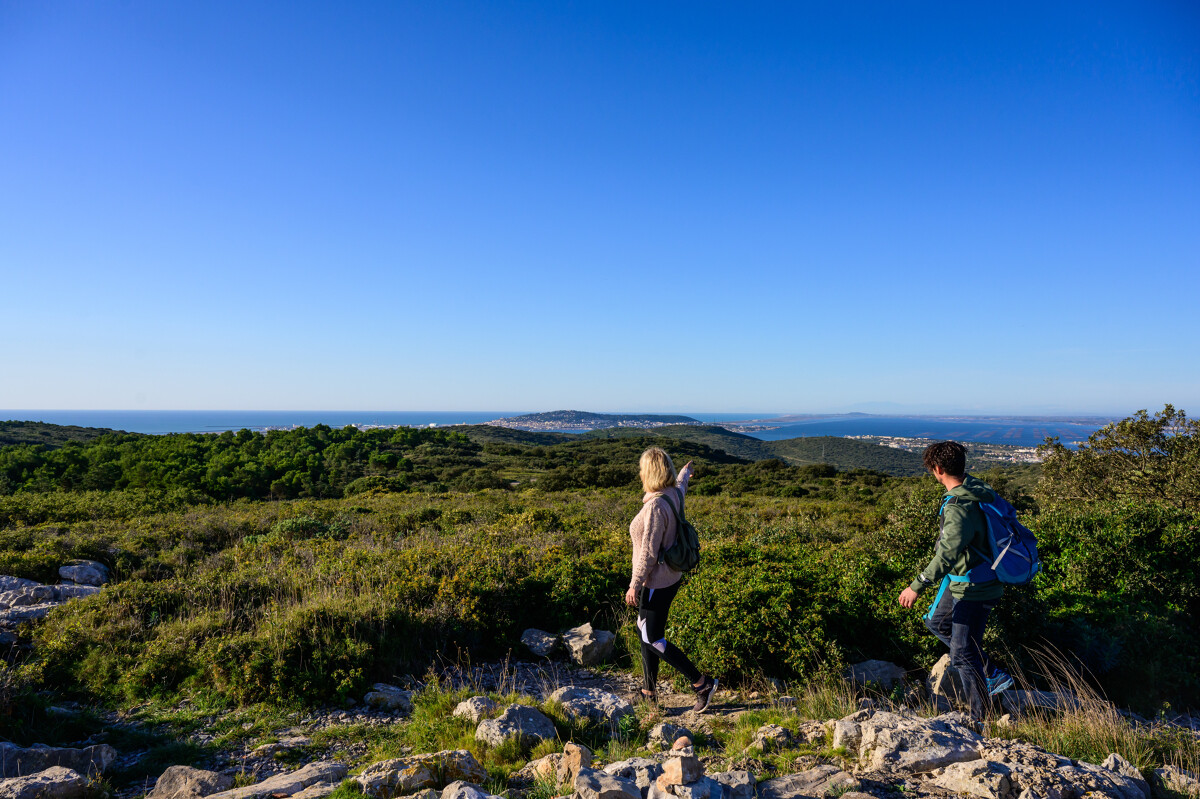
[
  {"xmin": 549, "ymin": 686, "xmax": 633, "ymax": 726},
  {"xmin": 520, "ymin": 629, "xmax": 560, "ymax": 657},
  {"xmin": 0, "ymin": 743, "xmax": 117, "ymax": 779},
  {"xmin": 0, "ymin": 767, "xmax": 88, "ymax": 799},
  {"xmin": 452, "ymin": 697, "xmax": 497, "ymax": 724},
  {"xmin": 474, "ymin": 705, "xmax": 557, "ymax": 749},
  {"xmin": 847, "ymin": 659, "xmax": 907, "ymax": 689},
  {"xmin": 561, "ymin": 624, "xmax": 615, "ymax": 666},
  {"xmin": 148, "ymin": 766, "xmax": 235, "ymax": 799},
  {"xmin": 858, "ymin": 711, "xmax": 982, "ymax": 772},
  {"xmin": 205, "ymin": 762, "xmax": 347, "ymax": 799},
  {"xmin": 58, "ymin": 561, "xmax": 109, "ymax": 587},
  {"xmin": 573, "ymin": 767, "xmax": 639, "ymax": 799}
]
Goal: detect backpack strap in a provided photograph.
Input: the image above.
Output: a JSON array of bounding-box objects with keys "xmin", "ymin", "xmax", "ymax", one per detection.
[{"xmin": 655, "ymin": 488, "xmax": 684, "ymax": 564}]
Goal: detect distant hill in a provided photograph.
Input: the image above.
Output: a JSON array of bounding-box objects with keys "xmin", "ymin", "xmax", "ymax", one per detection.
[
  {"xmin": 581, "ymin": 424, "xmax": 926, "ymax": 475},
  {"xmin": 489, "ymin": 409, "xmax": 700, "ymax": 431},
  {"xmin": 1, "ymin": 420, "xmax": 134, "ymax": 448}
]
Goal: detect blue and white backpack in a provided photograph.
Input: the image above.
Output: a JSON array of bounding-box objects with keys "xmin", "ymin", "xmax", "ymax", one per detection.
[{"xmin": 945, "ymin": 494, "xmax": 1041, "ymax": 586}]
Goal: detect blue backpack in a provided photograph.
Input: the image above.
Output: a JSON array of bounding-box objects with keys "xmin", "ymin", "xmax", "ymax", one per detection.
[{"xmin": 945, "ymin": 494, "xmax": 1041, "ymax": 586}]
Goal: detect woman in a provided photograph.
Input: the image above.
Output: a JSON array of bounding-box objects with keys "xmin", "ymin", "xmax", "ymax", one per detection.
[{"xmin": 625, "ymin": 447, "xmax": 718, "ymax": 712}]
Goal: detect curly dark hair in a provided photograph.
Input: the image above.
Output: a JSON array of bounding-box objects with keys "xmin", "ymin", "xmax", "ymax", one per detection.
[{"xmin": 922, "ymin": 441, "xmax": 967, "ymax": 477}]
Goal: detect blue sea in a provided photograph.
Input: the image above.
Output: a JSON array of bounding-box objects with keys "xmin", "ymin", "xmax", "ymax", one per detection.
[{"xmin": 1, "ymin": 410, "xmax": 1109, "ymax": 447}]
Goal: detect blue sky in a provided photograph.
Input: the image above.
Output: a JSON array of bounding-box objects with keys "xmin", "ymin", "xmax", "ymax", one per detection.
[{"xmin": 1, "ymin": 2, "xmax": 1197, "ymax": 415}]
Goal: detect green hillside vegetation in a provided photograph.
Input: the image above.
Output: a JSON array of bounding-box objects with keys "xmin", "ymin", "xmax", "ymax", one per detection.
[
  {"xmin": 0, "ymin": 420, "xmax": 134, "ymax": 448},
  {"xmin": 0, "ymin": 405, "xmax": 1195, "ymax": 732}
]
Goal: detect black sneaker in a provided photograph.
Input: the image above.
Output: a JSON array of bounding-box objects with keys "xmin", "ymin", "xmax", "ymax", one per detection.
[{"xmin": 692, "ymin": 676, "xmax": 718, "ymax": 713}]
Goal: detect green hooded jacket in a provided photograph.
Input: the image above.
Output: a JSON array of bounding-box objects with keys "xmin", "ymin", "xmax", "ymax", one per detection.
[{"xmin": 908, "ymin": 474, "xmax": 1005, "ymax": 602}]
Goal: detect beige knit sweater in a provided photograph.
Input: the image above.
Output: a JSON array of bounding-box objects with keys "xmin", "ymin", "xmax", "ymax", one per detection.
[{"xmin": 628, "ymin": 463, "xmax": 693, "ymax": 592}]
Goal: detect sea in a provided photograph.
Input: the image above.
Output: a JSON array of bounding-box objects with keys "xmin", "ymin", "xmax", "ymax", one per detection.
[{"xmin": 1, "ymin": 410, "xmax": 1110, "ymax": 447}]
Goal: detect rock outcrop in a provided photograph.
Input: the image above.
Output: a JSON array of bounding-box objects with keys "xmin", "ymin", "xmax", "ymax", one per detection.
[
  {"xmin": 474, "ymin": 705, "xmax": 557, "ymax": 749},
  {"xmin": 562, "ymin": 624, "xmax": 615, "ymax": 667}
]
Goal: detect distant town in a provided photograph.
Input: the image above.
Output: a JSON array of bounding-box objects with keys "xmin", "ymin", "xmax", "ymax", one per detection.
[{"xmin": 846, "ymin": 435, "xmax": 1043, "ymax": 463}]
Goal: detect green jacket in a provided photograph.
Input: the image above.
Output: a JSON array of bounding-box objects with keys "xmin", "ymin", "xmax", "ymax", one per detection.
[{"xmin": 909, "ymin": 475, "xmax": 1005, "ymax": 602}]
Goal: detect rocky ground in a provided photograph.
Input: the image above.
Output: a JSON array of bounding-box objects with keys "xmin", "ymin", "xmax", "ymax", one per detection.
[{"xmin": 3, "ymin": 581, "xmax": 1200, "ymax": 799}]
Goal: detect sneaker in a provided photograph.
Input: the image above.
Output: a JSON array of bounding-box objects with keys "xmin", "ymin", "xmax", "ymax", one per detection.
[
  {"xmin": 692, "ymin": 676, "xmax": 719, "ymax": 713},
  {"xmin": 987, "ymin": 668, "xmax": 1014, "ymax": 696}
]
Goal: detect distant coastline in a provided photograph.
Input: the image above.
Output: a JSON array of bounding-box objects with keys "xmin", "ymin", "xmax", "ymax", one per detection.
[{"xmin": 0, "ymin": 409, "xmax": 1116, "ymax": 447}]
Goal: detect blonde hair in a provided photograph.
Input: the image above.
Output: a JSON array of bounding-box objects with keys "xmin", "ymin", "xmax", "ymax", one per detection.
[{"xmin": 639, "ymin": 447, "xmax": 677, "ymax": 493}]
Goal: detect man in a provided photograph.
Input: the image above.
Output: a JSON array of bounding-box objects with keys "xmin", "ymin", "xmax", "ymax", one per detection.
[{"xmin": 898, "ymin": 441, "xmax": 1013, "ymax": 719}]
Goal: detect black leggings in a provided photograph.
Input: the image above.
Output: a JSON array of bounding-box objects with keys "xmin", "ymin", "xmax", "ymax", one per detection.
[{"xmin": 637, "ymin": 581, "xmax": 702, "ymax": 691}]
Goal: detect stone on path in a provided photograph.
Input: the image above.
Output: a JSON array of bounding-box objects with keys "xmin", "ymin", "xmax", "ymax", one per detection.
[
  {"xmin": 520, "ymin": 629, "xmax": 560, "ymax": 658},
  {"xmin": 561, "ymin": 624, "xmax": 615, "ymax": 667},
  {"xmin": 603, "ymin": 758, "xmax": 662, "ymax": 793},
  {"xmin": 452, "ymin": 697, "xmax": 497, "ymax": 724},
  {"xmin": 574, "ymin": 767, "xmax": 639, "ymax": 799},
  {"xmin": 710, "ymin": 771, "xmax": 755, "ymax": 799},
  {"xmin": 0, "ymin": 743, "xmax": 117, "ymax": 779},
  {"xmin": 0, "ymin": 767, "xmax": 88, "ymax": 799},
  {"xmin": 58, "ymin": 561, "xmax": 110, "ymax": 586},
  {"xmin": 364, "ymin": 683, "xmax": 414, "ymax": 713},
  {"xmin": 557, "ymin": 743, "xmax": 592, "ymax": 788},
  {"xmin": 757, "ymin": 767, "xmax": 859, "ymax": 799},
  {"xmin": 148, "ymin": 766, "xmax": 235, "ymax": 799},
  {"xmin": 928, "ymin": 760, "xmax": 1011, "ymax": 799},
  {"xmin": 474, "ymin": 705, "xmax": 557, "ymax": 749},
  {"xmin": 357, "ymin": 751, "xmax": 484, "ymax": 798},
  {"xmin": 204, "ymin": 762, "xmax": 347, "ymax": 799},
  {"xmin": 549, "ymin": 686, "xmax": 633, "ymax": 726},
  {"xmin": 847, "ymin": 660, "xmax": 907, "ymax": 689},
  {"xmin": 647, "ymin": 723, "xmax": 691, "ymax": 748},
  {"xmin": 927, "ymin": 654, "xmax": 965, "ymax": 711},
  {"xmin": 857, "ymin": 710, "xmax": 982, "ymax": 772}
]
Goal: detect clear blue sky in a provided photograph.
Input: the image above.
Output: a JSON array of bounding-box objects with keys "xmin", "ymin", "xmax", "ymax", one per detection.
[{"xmin": 2, "ymin": 2, "xmax": 1197, "ymax": 415}]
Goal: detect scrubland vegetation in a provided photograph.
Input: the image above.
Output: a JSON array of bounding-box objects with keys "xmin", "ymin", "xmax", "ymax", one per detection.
[{"xmin": 0, "ymin": 406, "xmax": 1196, "ymax": 765}]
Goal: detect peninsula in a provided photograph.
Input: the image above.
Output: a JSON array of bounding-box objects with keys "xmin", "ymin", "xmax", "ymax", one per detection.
[{"xmin": 487, "ymin": 409, "xmax": 701, "ymax": 432}]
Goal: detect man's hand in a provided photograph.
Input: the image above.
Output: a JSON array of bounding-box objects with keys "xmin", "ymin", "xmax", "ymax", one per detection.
[
  {"xmin": 625, "ymin": 586, "xmax": 638, "ymax": 607},
  {"xmin": 898, "ymin": 587, "xmax": 920, "ymax": 609}
]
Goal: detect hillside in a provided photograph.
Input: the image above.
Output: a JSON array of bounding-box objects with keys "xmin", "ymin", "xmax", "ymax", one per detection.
[
  {"xmin": 0, "ymin": 420, "xmax": 133, "ymax": 448},
  {"xmin": 581, "ymin": 424, "xmax": 926, "ymax": 475}
]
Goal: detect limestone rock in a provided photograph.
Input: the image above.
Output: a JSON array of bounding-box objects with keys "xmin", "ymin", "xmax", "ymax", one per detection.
[
  {"xmin": 857, "ymin": 711, "xmax": 982, "ymax": 772},
  {"xmin": 927, "ymin": 654, "xmax": 966, "ymax": 711},
  {"xmin": 929, "ymin": 760, "xmax": 1011, "ymax": 799},
  {"xmin": 0, "ymin": 767, "xmax": 88, "ymax": 799},
  {"xmin": 831, "ymin": 719, "xmax": 861, "ymax": 752},
  {"xmin": 1102, "ymin": 753, "xmax": 1150, "ymax": 799},
  {"xmin": 550, "ymin": 687, "xmax": 633, "ymax": 726},
  {"xmin": 847, "ymin": 659, "xmax": 907, "ymax": 689},
  {"xmin": 648, "ymin": 724, "xmax": 691, "ymax": 748},
  {"xmin": 0, "ymin": 577, "xmax": 39, "ymax": 593},
  {"xmin": 1152, "ymin": 766, "xmax": 1200, "ymax": 798},
  {"xmin": 562, "ymin": 624, "xmax": 615, "ymax": 667},
  {"xmin": 475, "ymin": 705, "xmax": 557, "ymax": 749},
  {"xmin": 52, "ymin": 585, "xmax": 101, "ymax": 601},
  {"xmin": 0, "ymin": 606, "xmax": 56, "ymax": 624},
  {"xmin": 0, "ymin": 743, "xmax": 118, "ymax": 779},
  {"xmin": 757, "ymin": 767, "xmax": 859, "ymax": 799},
  {"xmin": 0, "ymin": 586, "xmax": 56, "ymax": 609},
  {"xmin": 710, "ymin": 771, "xmax": 755, "ymax": 799},
  {"xmin": 603, "ymin": 759, "xmax": 662, "ymax": 793},
  {"xmin": 515, "ymin": 754, "xmax": 560, "ymax": 785},
  {"xmin": 365, "ymin": 684, "xmax": 414, "ymax": 713},
  {"xmin": 148, "ymin": 766, "xmax": 235, "ymax": 799},
  {"xmin": 440, "ymin": 782, "xmax": 496, "ymax": 799},
  {"xmin": 399, "ymin": 791, "xmax": 438, "ymax": 799},
  {"xmin": 747, "ymin": 724, "xmax": 792, "ymax": 753},
  {"xmin": 453, "ymin": 697, "xmax": 498, "ymax": 724},
  {"xmin": 574, "ymin": 767, "xmax": 639, "ymax": 799},
  {"xmin": 206, "ymin": 762, "xmax": 347, "ymax": 799},
  {"xmin": 557, "ymin": 743, "xmax": 592, "ymax": 788},
  {"xmin": 58, "ymin": 561, "xmax": 109, "ymax": 587},
  {"xmin": 520, "ymin": 629, "xmax": 560, "ymax": 658},
  {"xmin": 657, "ymin": 757, "xmax": 704, "ymax": 787},
  {"xmin": 793, "ymin": 721, "xmax": 826, "ymax": 746},
  {"xmin": 357, "ymin": 761, "xmax": 435, "ymax": 797},
  {"xmin": 289, "ymin": 785, "xmax": 340, "ymax": 799},
  {"xmin": 671, "ymin": 777, "xmax": 721, "ymax": 799}
]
